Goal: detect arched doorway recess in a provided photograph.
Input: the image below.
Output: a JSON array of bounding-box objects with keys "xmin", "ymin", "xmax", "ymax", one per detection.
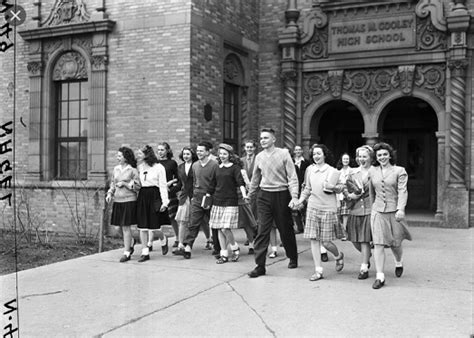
[
  {"xmin": 378, "ymin": 97, "xmax": 438, "ymax": 211},
  {"xmin": 313, "ymin": 100, "xmax": 364, "ymax": 163}
]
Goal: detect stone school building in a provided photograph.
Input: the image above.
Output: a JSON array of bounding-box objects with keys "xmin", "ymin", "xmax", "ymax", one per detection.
[{"xmin": 0, "ymin": 0, "xmax": 473, "ymax": 231}]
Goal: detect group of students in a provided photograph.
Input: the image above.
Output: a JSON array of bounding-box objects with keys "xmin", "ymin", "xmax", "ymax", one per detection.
[{"xmin": 106, "ymin": 128, "xmax": 412, "ymax": 290}]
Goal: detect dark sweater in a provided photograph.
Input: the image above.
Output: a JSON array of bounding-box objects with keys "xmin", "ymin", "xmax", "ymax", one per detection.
[
  {"xmin": 192, "ymin": 158, "xmax": 218, "ymax": 195},
  {"xmin": 157, "ymin": 159, "xmax": 179, "ymax": 196},
  {"xmin": 213, "ymin": 164, "xmax": 245, "ymax": 207}
]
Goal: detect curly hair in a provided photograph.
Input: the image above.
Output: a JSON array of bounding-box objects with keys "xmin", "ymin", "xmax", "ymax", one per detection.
[
  {"xmin": 157, "ymin": 142, "xmax": 173, "ymax": 160},
  {"xmin": 310, "ymin": 143, "xmax": 335, "ymax": 166},
  {"xmin": 217, "ymin": 147, "xmax": 241, "ymax": 166},
  {"xmin": 373, "ymin": 142, "xmax": 396, "ymax": 166},
  {"xmin": 118, "ymin": 146, "xmax": 137, "ymax": 168},
  {"xmin": 336, "ymin": 153, "xmax": 357, "ymax": 170},
  {"xmin": 179, "ymin": 146, "xmax": 198, "ymax": 163},
  {"xmin": 141, "ymin": 145, "xmax": 159, "ymax": 166}
]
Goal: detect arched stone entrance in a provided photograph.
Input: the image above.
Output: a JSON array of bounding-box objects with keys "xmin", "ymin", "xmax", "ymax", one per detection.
[
  {"xmin": 378, "ymin": 97, "xmax": 438, "ymax": 211},
  {"xmin": 310, "ymin": 99, "xmax": 364, "ymax": 163}
]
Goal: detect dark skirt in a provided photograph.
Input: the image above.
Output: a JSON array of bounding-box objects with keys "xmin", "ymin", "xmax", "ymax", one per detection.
[
  {"xmin": 137, "ymin": 186, "xmax": 171, "ymax": 230},
  {"xmin": 346, "ymin": 214, "xmax": 372, "ymax": 243},
  {"xmin": 110, "ymin": 201, "xmax": 137, "ymax": 226}
]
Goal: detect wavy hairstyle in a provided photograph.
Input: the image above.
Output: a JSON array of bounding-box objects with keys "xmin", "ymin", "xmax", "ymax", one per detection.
[
  {"xmin": 372, "ymin": 142, "xmax": 396, "ymax": 166},
  {"xmin": 310, "ymin": 143, "xmax": 335, "ymax": 166},
  {"xmin": 179, "ymin": 146, "xmax": 198, "ymax": 163},
  {"xmin": 157, "ymin": 142, "xmax": 173, "ymax": 160},
  {"xmin": 118, "ymin": 146, "xmax": 137, "ymax": 168},
  {"xmin": 355, "ymin": 145, "xmax": 374, "ymax": 166},
  {"xmin": 141, "ymin": 145, "xmax": 159, "ymax": 166},
  {"xmin": 336, "ymin": 152, "xmax": 357, "ymax": 170},
  {"xmin": 217, "ymin": 145, "xmax": 241, "ymax": 166}
]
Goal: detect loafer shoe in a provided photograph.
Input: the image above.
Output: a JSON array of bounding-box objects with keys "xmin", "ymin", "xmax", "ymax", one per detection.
[
  {"xmin": 395, "ymin": 266, "xmax": 403, "ymax": 277},
  {"xmin": 309, "ymin": 272, "xmax": 323, "ymax": 281},
  {"xmin": 372, "ymin": 279, "xmax": 385, "ymax": 289},
  {"xmin": 321, "ymin": 253, "xmax": 328, "ymax": 262},
  {"xmin": 335, "ymin": 252, "xmax": 344, "ymax": 272},
  {"xmin": 172, "ymin": 241, "xmax": 179, "ymax": 248},
  {"xmin": 358, "ymin": 271, "xmax": 369, "ymax": 280},
  {"xmin": 147, "ymin": 244, "xmax": 153, "ymax": 252},
  {"xmin": 119, "ymin": 255, "xmax": 130, "ymax": 263},
  {"xmin": 183, "ymin": 251, "xmax": 191, "ymax": 259},
  {"xmin": 162, "ymin": 237, "xmax": 169, "ymax": 256},
  {"xmin": 248, "ymin": 248, "xmax": 255, "ymax": 255},
  {"xmin": 138, "ymin": 255, "xmax": 150, "ymax": 263},
  {"xmin": 288, "ymin": 259, "xmax": 298, "ymax": 269},
  {"xmin": 248, "ymin": 266, "xmax": 266, "ymax": 278}
]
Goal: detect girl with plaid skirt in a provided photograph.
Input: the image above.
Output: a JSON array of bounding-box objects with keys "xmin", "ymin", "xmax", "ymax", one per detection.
[
  {"xmin": 209, "ymin": 143, "xmax": 247, "ymax": 264},
  {"xmin": 336, "ymin": 153, "xmax": 356, "ymax": 240},
  {"xmin": 296, "ymin": 144, "xmax": 345, "ymax": 281}
]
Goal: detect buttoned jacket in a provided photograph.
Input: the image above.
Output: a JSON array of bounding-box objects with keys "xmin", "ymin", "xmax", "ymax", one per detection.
[
  {"xmin": 369, "ymin": 165, "xmax": 408, "ymax": 213},
  {"xmin": 347, "ymin": 166, "xmax": 372, "ymax": 216}
]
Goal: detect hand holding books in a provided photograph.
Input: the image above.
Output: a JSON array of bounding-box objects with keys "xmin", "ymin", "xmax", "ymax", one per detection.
[{"xmin": 201, "ymin": 194, "xmax": 213, "ymax": 210}]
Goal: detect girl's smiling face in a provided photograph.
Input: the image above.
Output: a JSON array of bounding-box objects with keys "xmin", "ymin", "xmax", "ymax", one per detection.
[
  {"xmin": 341, "ymin": 154, "xmax": 350, "ymax": 166},
  {"xmin": 116, "ymin": 151, "xmax": 125, "ymax": 165},
  {"xmin": 219, "ymin": 148, "xmax": 230, "ymax": 163},
  {"xmin": 358, "ymin": 149, "xmax": 371, "ymax": 168},
  {"xmin": 312, "ymin": 147, "xmax": 325, "ymax": 165},
  {"xmin": 376, "ymin": 149, "xmax": 391, "ymax": 166},
  {"xmin": 156, "ymin": 145, "xmax": 167, "ymax": 159},
  {"xmin": 182, "ymin": 149, "xmax": 192, "ymax": 163}
]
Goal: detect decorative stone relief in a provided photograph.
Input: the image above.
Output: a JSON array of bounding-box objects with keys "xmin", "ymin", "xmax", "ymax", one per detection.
[
  {"xmin": 303, "ymin": 64, "xmax": 446, "ymax": 109},
  {"xmin": 91, "ymin": 55, "xmax": 107, "ymax": 71},
  {"xmin": 416, "ymin": 17, "xmax": 447, "ymax": 50},
  {"xmin": 27, "ymin": 61, "xmax": 44, "ymax": 76},
  {"xmin": 52, "ymin": 51, "xmax": 88, "ymax": 81},
  {"xmin": 302, "ymin": 27, "xmax": 328, "ymax": 60},
  {"xmin": 73, "ymin": 37, "xmax": 93, "ymax": 57},
  {"xmin": 328, "ymin": 70, "xmax": 344, "ymax": 98},
  {"xmin": 300, "ymin": 9, "xmax": 328, "ymax": 45},
  {"xmin": 42, "ymin": 0, "xmax": 91, "ymax": 27},
  {"xmin": 415, "ymin": 0, "xmax": 447, "ymax": 32},
  {"xmin": 224, "ymin": 54, "xmax": 244, "ymax": 84}
]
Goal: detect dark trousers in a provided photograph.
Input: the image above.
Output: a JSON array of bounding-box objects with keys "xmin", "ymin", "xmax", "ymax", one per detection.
[
  {"xmin": 183, "ymin": 196, "xmax": 221, "ymax": 252},
  {"xmin": 254, "ymin": 190, "xmax": 298, "ymax": 267}
]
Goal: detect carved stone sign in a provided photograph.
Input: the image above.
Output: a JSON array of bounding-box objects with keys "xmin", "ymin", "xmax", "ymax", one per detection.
[{"xmin": 329, "ymin": 14, "xmax": 416, "ymax": 53}]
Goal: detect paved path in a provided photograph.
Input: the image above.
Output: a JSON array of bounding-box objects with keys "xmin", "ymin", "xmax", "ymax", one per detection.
[{"xmin": 1, "ymin": 227, "xmax": 472, "ymax": 337}]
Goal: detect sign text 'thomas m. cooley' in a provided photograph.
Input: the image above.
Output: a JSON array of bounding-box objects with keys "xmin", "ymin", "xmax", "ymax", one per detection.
[{"xmin": 328, "ymin": 14, "xmax": 416, "ymax": 53}]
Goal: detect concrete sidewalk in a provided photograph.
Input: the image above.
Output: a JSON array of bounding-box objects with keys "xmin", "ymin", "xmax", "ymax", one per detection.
[{"xmin": 1, "ymin": 227, "xmax": 472, "ymax": 337}]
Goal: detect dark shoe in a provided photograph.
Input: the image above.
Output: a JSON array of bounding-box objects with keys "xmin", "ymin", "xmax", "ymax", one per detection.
[
  {"xmin": 172, "ymin": 248, "xmax": 185, "ymax": 256},
  {"xmin": 161, "ymin": 237, "xmax": 168, "ymax": 255},
  {"xmin": 335, "ymin": 252, "xmax": 344, "ymax": 272},
  {"xmin": 358, "ymin": 271, "xmax": 369, "ymax": 280},
  {"xmin": 395, "ymin": 266, "xmax": 403, "ymax": 278},
  {"xmin": 147, "ymin": 244, "xmax": 153, "ymax": 252},
  {"xmin": 248, "ymin": 266, "xmax": 266, "ymax": 278},
  {"xmin": 321, "ymin": 252, "xmax": 328, "ymax": 262},
  {"xmin": 119, "ymin": 255, "xmax": 130, "ymax": 263},
  {"xmin": 138, "ymin": 255, "xmax": 150, "ymax": 263},
  {"xmin": 244, "ymin": 240, "xmax": 249, "ymax": 246},
  {"xmin": 183, "ymin": 251, "xmax": 191, "ymax": 259},
  {"xmin": 211, "ymin": 249, "xmax": 219, "ymax": 256},
  {"xmin": 172, "ymin": 241, "xmax": 179, "ymax": 248},
  {"xmin": 288, "ymin": 259, "xmax": 298, "ymax": 269},
  {"xmin": 372, "ymin": 279, "xmax": 385, "ymax": 289},
  {"xmin": 205, "ymin": 240, "xmax": 213, "ymax": 250},
  {"xmin": 248, "ymin": 248, "xmax": 254, "ymax": 255},
  {"xmin": 129, "ymin": 238, "xmax": 136, "ymax": 256}
]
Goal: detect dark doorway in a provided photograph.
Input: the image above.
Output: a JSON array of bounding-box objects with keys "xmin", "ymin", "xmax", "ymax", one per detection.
[
  {"xmin": 313, "ymin": 100, "xmax": 364, "ymax": 165},
  {"xmin": 379, "ymin": 97, "xmax": 438, "ymax": 211}
]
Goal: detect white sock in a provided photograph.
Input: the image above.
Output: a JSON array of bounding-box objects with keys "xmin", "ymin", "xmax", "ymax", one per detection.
[
  {"xmin": 271, "ymin": 246, "xmax": 277, "ymax": 252},
  {"xmin": 360, "ymin": 263, "xmax": 369, "ymax": 272},
  {"xmin": 220, "ymin": 249, "xmax": 228, "ymax": 257},
  {"xmin": 123, "ymin": 251, "xmax": 130, "ymax": 257},
  {"xmin": 320, "ymin": 246, "xmax": 327, "ymax": 254},
  {"xmin": 147, "ymin": 241, "xmax": 153, "ymax": 247},
  {"xmin": 230, "ymin": 243, "xmax": 239, "ymax": 251},
  {"xmin": 142, "ymin": 247, "xmax": 149, "ymax": 255},
  {"xmin": 185, "ymin": 245, "xmax": 191, "ymax": 253},
  {"xmin": 376, "ymin": 272, "xmax": 385, "ymax": 281},
  {"xmin": 316, "ymin": 266, "xmax": 323, "ymax": 274},
  {"xmin": 395, "ymin": 260, "xmax": 403, "ymax": 267},
  {"xmin": 249, "ymin": 242, "xmax": 254, "ymax": 249}
]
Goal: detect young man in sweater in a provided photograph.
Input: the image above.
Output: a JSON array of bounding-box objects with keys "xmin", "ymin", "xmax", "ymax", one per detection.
[
  {"xmin": 247, "ymin": 128, "xmax": 299, "ymax": 277},
  {"xmin": 178, "ymin": 141, "xmax": 220, "ymax": 259}
]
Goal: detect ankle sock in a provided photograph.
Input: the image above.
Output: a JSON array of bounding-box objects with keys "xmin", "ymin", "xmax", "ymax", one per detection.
[
  {"xmin": 230, "ymin": 243, "xmax": 239, "ymax": 251},
  {"xmin": 185, "ymin": 245, "xmax": 191, "ymax": 253},
  {"xmin": 271, "ymin": 246, "xmax": 277, "ymax": 252},
  {"xmin": 316, "ymin": 266, "xmax": 323, "ymax": 274},
  {"xmin": 123, "ymin": 251, "xmax": 130, "ymax": 257},
  {"xmin": 395, "ymin": 260, "xmax": 403, "ymax": 267},
  {"xmin": 142, "ymin": 247, "xmax": 149, "ymax": 255},
  {"xmin": 360, "ymin": 263, "xmax": 369, "ymax": 272},
  {"xmin": 220, "ymin": 249, "xmax": 228, "ymax": 257},
  {"xmin": 376, "ymin": 272, "xmax": 385, "ymax": 281}
]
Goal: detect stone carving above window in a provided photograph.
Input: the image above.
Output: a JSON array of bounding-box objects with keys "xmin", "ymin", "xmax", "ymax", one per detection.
[
  {"xmin": 224, "ymin": 54, "xmax": 244, "ymax": 85},
  {"xmin": 415, "ymin": 0, "xmax": 446, "ymax": 32},
  {"xmin": 42, "ymin": 0, "xmax": 91, "ymax": 27},
  {"xmin": 302, "ymin": 26, "xmax": 328, "ymax": 60},
  {"xmin": 303, "ymin": 64, "xmax": 446, "ymax": 109},
  {"xmin": 53, "ymin": 52, "xmax": 88, "ymax": 81}
]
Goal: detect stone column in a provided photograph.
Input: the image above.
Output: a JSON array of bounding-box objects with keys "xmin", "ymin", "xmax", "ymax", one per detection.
[
  {"xmin": 240, "ymin": 86, "xmax": 249, "ymax": 143},
  {"xmin": 435, "ymin": 131, "xmax": 445, "ymax": 219},
  {"xmin": 279, "ymin": 0, "xmax": 300, "ymax": 150}
]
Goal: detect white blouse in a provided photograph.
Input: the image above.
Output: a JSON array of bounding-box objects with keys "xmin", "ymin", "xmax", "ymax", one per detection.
[{"xmin": 138, "ymin": 162, "xmax": 169, "ymax": 207}]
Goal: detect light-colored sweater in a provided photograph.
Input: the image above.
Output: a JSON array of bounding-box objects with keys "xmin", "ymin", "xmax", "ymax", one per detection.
[{"xmin": 107, "ymin": 164, "xmax": 140, "ymax": 203}]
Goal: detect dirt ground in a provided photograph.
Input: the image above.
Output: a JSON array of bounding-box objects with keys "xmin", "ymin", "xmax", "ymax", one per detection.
[{"xmin": 0, "ymin": 232, "xmax": 124, "ymax": 275}]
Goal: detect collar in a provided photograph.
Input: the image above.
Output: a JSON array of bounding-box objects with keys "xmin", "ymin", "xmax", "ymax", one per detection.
[
  {"xmin": 219, "ymin": 162, "xmax": 233, "ymax": 168},
  {"xmin": 311, "ymin": 163, "xmax": 330, "ymax": 173}
]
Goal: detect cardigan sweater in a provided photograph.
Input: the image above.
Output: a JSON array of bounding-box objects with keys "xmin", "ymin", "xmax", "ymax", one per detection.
[
  {"xmin": 106, "ymin": 164, "xmax": 140, "ymax": 203},
  {"xmin": 212, "ymin": 163, "xmax": 245, "ymax": 206}
]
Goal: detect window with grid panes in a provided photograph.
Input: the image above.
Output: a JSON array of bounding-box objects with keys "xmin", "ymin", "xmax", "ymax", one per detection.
[
  {"xmin": 56, "ymin": 81, "xmax": 88, "ymax": 179},
  {"xmin": 223, "ymin": 83, "xmax": 239, "ymax": 150}
]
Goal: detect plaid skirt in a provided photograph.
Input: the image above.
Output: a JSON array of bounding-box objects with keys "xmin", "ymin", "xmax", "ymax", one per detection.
[
  {"xmin": 338, "ymin": 199, "xmax": 350, "ymax": 216},
  {"xmin": 209, "ymin": 205, "xmax": 239, "ymax": 229},
  {"xmin": 175, "ymin": 197, "xmax": 191, "ymax": 224},
  {"xmin": 304, "ymin": 207, "xmax": 344, "ymax": 241},
  {"xmin": 371, "ymin": 211, "xmax": 412, "ymax": 247}
]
